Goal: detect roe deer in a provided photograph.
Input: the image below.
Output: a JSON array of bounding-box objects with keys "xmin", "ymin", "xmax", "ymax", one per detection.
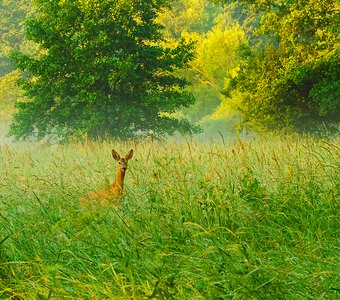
[{"xmin": 81, "ymin": 149, "xmax": 133, "ymax": 206}]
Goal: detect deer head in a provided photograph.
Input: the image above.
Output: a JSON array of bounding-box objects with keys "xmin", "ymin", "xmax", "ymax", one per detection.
[{"xmin": 112, "ymin": 149, "xmax": 134, "ymax": 174}]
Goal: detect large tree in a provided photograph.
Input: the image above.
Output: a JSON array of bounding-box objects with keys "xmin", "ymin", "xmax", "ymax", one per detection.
[
  {"xmin": 10, "ymin": 0, "xmax": 199, "ymax": 140},
  {"xmin": 215, "ymin": 0, "xmax": 340, "ymax": 132}
]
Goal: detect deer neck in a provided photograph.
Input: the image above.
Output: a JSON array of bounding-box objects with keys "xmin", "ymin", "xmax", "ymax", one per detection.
[{"xmin": 112, "ymin": 167, "xmax": 125, "ymax": 191}]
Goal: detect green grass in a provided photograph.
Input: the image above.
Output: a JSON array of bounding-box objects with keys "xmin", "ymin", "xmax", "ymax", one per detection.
[{"xmin": 0, "ymin": 135, "xmax": 339, "ymax": 299}]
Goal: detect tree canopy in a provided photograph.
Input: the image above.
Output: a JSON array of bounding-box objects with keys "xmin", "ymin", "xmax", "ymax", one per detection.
[
  {"xmin": 0, "ymin": 0, "xmax": 31, "ymax": 77},
  {"xmin": 220, "ymin": 0, "xmax": 340, "ymax": 132},
  {"xmin": 10, "ymin": 0, "xmax": 199, "ymax": 140},
  {"xmin": 158, "ymin": 0, "xmax": 245, "ymax": 131},
  {"xmin": 1, "ymin": 0, "xmax": 339, "ymax": 139}
]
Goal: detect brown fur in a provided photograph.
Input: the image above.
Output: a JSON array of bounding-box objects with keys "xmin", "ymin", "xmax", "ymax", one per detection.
[{"xmin": 80, "ymin": 149, "xmax": 133, "ymax": 207}]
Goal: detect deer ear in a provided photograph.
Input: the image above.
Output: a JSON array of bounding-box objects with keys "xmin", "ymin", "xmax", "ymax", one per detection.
[
  {"xmin": 112, "ymin": 149, "xmax": 120, "ymax": 161},
  {"xmin": 125, "ymin": 149, "xmax": 133, "ymax": 160}
]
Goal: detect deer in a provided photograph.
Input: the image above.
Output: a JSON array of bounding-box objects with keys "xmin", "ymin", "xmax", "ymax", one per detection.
[{"xmin": 81, "ymin": 149, "xmax": 134, "ymax": 207}]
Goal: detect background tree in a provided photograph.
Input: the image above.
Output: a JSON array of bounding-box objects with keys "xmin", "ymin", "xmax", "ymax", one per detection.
[
  {"xmin": 0, "ymin": 0, "xmax": 33, "ymax": 142},
  {"xmin": 10, "ymin": 0, "xmax": 199, "ymax": 141},
  {"xmin": 158, "ymin": 0, "xmax": 246, "ymax": 136},
  {"xmin": 217, "ymin": 0, "xmax": 340, "ymax": 132},
  {"xmin": 0, "ymin": 0, "xmax": 32, "ymax": 77}
]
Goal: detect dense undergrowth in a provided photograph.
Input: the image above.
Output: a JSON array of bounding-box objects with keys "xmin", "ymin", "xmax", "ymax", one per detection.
[{"xmin": 0, "ymin": 135, "xmax": 339, "ymax": 299}]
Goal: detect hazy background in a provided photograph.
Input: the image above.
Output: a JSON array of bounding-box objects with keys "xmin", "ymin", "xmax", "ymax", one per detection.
[{"xmin": 1, "ymin": 0, "xmax": 338, "ymax": 144}]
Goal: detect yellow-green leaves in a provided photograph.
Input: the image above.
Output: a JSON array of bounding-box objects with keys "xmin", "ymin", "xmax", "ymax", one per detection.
[{"xmin": 224, "ymin": 0, "xmax": 340, "ymax": 133}]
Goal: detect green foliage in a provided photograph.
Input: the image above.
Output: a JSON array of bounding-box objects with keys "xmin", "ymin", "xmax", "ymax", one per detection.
[
  {"xmin": 0, "ymin": 0, "xmax": 33, "ymax": 133},
  {"xmin": 268, "ymin": 54, "xmax": 340, "ymax": 131},
  {"xmin": 10, "ymin": 0, "xmax": 199, "ymax": 141},
  {"xmin": 158, "ymin": 0, "xmax": 225, "ymax": 123},
  {"xmin": 159, "ymin": 1, "xmax": 246, "ymax": 129},
  {"xmin": 220, "ymin": 0, "xmax": 340, "ymax": 132},
  {"xmin": 0, "ymin": 70, "xmax": 22, "ymax": 117},
  {"xmin": 158, "ymin": 0, "xmax": 224, "ymax": 40},
  {"xmin": 183, "ymin": 17, "xmax": 246, "ymax": 122},
  {"xmin": 0, "ymin": 137, "xmax": 339, "ymax": 298},
  {"xmin": 0, "ymin": 0, "xmax": 32, "ymax": 76}
]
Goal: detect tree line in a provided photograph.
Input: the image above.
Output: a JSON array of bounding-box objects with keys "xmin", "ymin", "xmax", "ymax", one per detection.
[{"xmin": 0, "ymin": 0, "xmax": 339, "ymax": 140}]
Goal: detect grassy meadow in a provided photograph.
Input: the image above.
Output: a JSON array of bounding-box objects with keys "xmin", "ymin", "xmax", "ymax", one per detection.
[{"xmin": 0, "ymin": 135, "xmax": 339, "ymax": 299}]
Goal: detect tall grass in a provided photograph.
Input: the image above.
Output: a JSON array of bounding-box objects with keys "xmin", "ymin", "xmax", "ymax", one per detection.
[{"xmin": 0, "ymin": 135, "xmax": 339, "ymax": 299}]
